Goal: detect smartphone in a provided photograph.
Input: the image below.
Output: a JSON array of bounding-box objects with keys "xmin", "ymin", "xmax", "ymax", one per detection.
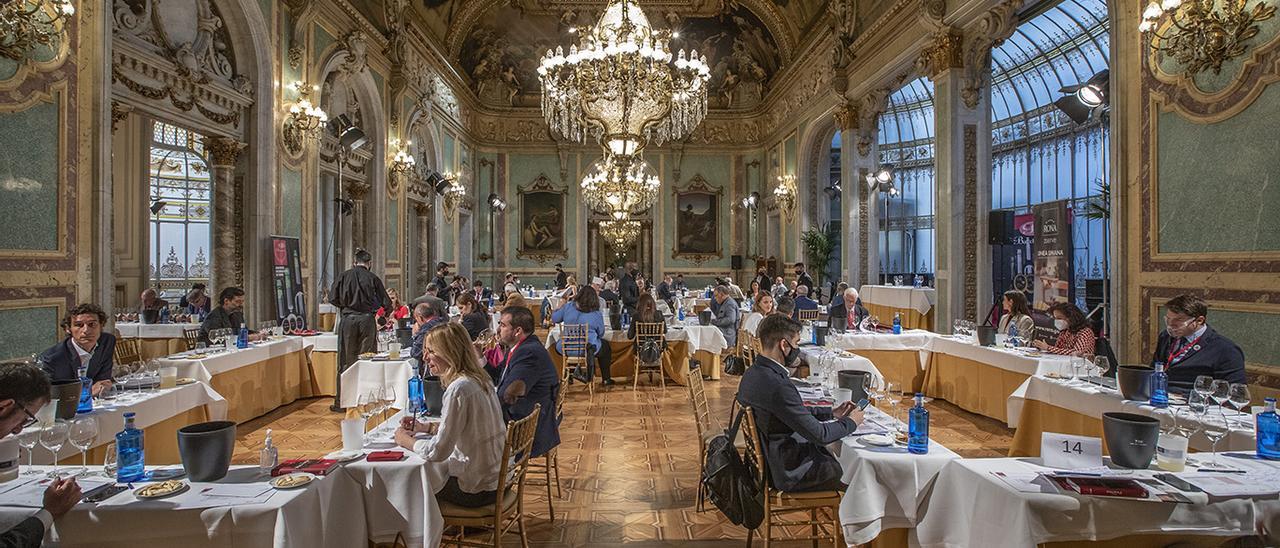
[
  {"xmin": 82, "ymin": 484, "xmax": 128, "ymax": 503},
  {"xmin": 855, "ymin": 398, "xmax": 870, "ymax": 410}
]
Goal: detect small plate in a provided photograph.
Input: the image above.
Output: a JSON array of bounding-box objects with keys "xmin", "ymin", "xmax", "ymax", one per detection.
[
  {"xmin": 134, "ymin": 480, "xmax": 189, "ymax": 499},
  {"xmin": 270, "ymin": 473, "xmax": 315, "ymax": 489},
  {"xmin": 324, "ymin": 450, "xmax": 365, "ymax": 462},
  {"xmin": 859, "ymin": 434, "xmax": 895, "ymax": 447},
  {"xmin": 176, "ymin": 377, "xmax": 197, "ymax": 386}
]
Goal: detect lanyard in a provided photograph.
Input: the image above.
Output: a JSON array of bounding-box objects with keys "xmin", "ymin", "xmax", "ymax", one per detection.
[
  {"xmin": 1168, "ymin": 333, "xmax": 1203, "ymax": 364},
  {"xmin": 500, "ymin": 337, "xmax": 527, "ymax": 382}
]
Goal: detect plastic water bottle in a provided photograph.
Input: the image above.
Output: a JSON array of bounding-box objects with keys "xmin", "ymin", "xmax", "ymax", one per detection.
[
  {"xmin": 1008, "ymin": 324, "xmax": 1020, "ymax": 347},
  {"xmin": 908, "ymin": 394, "xmax": 929, "ymax": 454},
  {"xmin": 76, "ymin": 365, "xmax": 93, "ymax": 413},
  {"xmin": 892, "ymin": 312, "xmax": 902, "ymax": 335},
  {"xmin": 236, "ymin": 323, "xmax": 249, "ymax": 349},
  {"xmin": 487, "ymin": 294, "xmax": 494, "ymax": 310},
  {"xmin": 408, "ymin": 372, "xmax": 425, "ymax": 416},
  {"xmin": 259, "ymin": 429, "xmax": 278, "ymax": 475},
  {"xmin": 1257, "ymin": 397, "xmax": 1280, "ymax": 460},
  {"xmin": 160, "ymin": 306, "xmax": 171, "ymax": 323},
  {"xmin": 116, "ymin": 412, "xmax": 145, "ymax": 482},
  {"xmin": 677, "ymin": 305, "xmax": 685, "ymax": 323},
  {"xmin": 622, "ymin": 309, "xmax": 631, "ymax": 331},
  {"xmin": 1149, "ymin": 361, "xmax": 1169, "ymax": 408}
]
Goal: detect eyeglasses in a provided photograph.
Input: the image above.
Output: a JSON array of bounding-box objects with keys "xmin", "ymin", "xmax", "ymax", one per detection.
[
  {"xmin": 18, "ymin": 405, "xmax": 38, "ymax": 430},
  {"xmin": 1164, "ymin": 315, "xmax": 1199, "ymax": 328}
]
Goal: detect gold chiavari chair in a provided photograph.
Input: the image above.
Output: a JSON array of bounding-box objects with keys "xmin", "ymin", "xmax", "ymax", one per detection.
[
  {"xmin": 526, "ymin": 383, "xmax": 566, "ymax": 520},
  {"xmin": 439, "ymin": 405, "xmax": 541, "ymax": 548},
  {"xmin": 559, "ymin": 324, "xmax": 593, "ymax": 397},
  {"xmin": 741, "ymin": 407, "xmax": 843, "ymax": 547},
  {"xmin": 113, "ymin": 337, "xmax": 142, "ymax": 368},
  {"xmin": 797, "ymin": 308, "xmax": 820, "ymax": 322},
  {"xmin": 633, "ymin": 322, "xmax": 666, "ymax": 390},
  {"xmin": 686, "ymin": 371, "xmax": 720, "ymax": 512}
]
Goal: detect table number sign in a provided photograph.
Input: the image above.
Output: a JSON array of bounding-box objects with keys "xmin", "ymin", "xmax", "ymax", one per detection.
[{"xmin": 1041, "ymin": 432, "xmax": 1102, "ymax": 470}]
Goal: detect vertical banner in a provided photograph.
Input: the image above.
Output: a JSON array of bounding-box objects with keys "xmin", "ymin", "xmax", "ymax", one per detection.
[
  {"xmin": 270, "ymin": 236, "xmax": 307, "ymax": 327},
  {"xmin": 1032, "ymin": 200, "xmax": 1073, "ymax": 310}
]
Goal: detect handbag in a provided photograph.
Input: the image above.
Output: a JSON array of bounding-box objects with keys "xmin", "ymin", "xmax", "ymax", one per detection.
[
  {"xmin": 702, "ymin": 403, "xmax": 764, "ymax": 529},
  {"xmin": 723, "ymin": 355, "xmax": 747, "ymax": 376}
]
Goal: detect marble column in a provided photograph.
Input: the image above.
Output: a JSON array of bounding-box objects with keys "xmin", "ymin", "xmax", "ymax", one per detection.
[
  {"xmin": 346, "ymin": 182, "xmax": 370, "ymax": 252},
  {"xmin": 840, "ymin": 109, "xmax": 885, "ymax": 288},
  {"xmin": 926, "ymin": 29, "xmax": 993, "ymax": 330},
  {"xmin": 414, "ymin": 201, "xmax": 431, "ymax": 293},
  {"xmin": 202, "ymin": 137, "xmax": 246, "ymax": 293}
]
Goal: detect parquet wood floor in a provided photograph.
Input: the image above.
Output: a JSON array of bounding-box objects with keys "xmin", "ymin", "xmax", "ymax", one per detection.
[{"xmin": 231, "ymin": 374, "xmax": 1014, "ymax": 546}]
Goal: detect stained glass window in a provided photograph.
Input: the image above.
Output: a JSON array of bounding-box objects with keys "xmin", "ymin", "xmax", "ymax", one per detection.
[
  {"xmin": 149, "ymin": 121, "xmax": 212, "ymax": 294},
  {"xmin": 877, "ymin": 77, "xmax": 936, "ymax": 279},
  {"xmin": 990, "ymin": 0, "xmax": 1110, "ymax": 307}
]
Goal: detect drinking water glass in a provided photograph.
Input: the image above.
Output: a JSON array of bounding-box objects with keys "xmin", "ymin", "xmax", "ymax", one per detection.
[
  {"xmin": 40, "ymin": 419, "xmax": 69, "ymax": 478},
  {"xmin": 1227, "ymin": 383, "xmax": 1252, "ymax": 428},
  {"xmin": 1210, "ymin": 380, "xmax": 1231, "ymax": 413},
  {"xmin": 1201, "ymin": 413, "xmax": 1231, "ymax": 469},
  {"xmin": 1188, "ymin": 390, "xmax": 1209, "ymax": 417},
  {"xmin": 102, "ymin": 441, "xmax": 117, "ymax": 479},
  {"xmin": 1193, "ymin": 375, "xmax": 1213, "ymax": 399},
  {"xmin": 68, "ymin": 416, "xmax": 99, "ymax": 476},
  {"xmin": 17, "ymin": 429, "xmax": 40, "ymax": 475}
]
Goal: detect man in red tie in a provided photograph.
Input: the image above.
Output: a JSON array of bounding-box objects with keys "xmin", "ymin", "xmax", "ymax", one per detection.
[
  {"xmin": 471, "ymin": 280, "xmax": 491, "ymax": 305},
  {"xmin": 1151, "ymin": 294, "xmax": 1245, "ymax": 390}
]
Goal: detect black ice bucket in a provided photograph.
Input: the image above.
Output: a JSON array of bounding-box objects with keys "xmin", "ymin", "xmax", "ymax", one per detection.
[
  {"xmin": 837, "ymin": 370, "xmax": 869, "ymax": 403},
  {"xmin": 1102, "ymin": 412, "xmax": 1160, "ymax": 469},
  {"xmin": 698, "ymin": 310, "xmax": 712, "ymax": 326},
  {"xmin": 423, "ymin": 376, "xmax": 444, "ymax": 417},
  {"xmin": 975, "ymin": 326, "xmax": 996, "ymax": 346},
  {"xmin": 177, "ymin": 421, "xmax": 236, "ymax": 482},
  {"xmin": 50, "ymin": 380, "xmax": 81, "ymax": 420},
  {"xmin": 140, "ymin": 308, "xmax": 161, "ymax": 324},
  {"xmin": 1116, "ymin": 365, "xmax": 1154, "ymax": 401}
]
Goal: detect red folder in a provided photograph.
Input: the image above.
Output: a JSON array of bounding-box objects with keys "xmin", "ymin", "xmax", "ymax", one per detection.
[{"xmin": 272, "ymin": 459, "xmax": 339, "ymax": 477}]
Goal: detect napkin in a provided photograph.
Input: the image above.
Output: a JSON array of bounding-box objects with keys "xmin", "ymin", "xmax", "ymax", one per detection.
[{"xmin": 367, "ymin": 450, "xmax": 407, "ymax": 462}]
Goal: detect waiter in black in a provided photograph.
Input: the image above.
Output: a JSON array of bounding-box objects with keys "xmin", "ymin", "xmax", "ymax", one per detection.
[
  {"xmin": 554, "ymin": 263, "xmax": 568, "ymax": 290},
  {"xmin": 329, "ymin": 248, "xmax": 390, "ymax": 412}
]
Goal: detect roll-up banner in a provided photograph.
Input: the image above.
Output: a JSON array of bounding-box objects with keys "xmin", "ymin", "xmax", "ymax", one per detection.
[
  {"xmin": 270, "ymin": 236, "xmax": 307, "ymax": 327},
  {"xmin": 1032, "ymin": 200, "xmax": 1073, "ymax": 310}
]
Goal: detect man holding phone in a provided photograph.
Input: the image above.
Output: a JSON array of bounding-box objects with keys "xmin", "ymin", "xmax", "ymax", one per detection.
[
  {"xmin": 0, "ymin": 363, "xmax": 82, "ymax": 547},
  {"xmin": 737, "ymin": 315, "xmax": 863, "ymax": 493}
]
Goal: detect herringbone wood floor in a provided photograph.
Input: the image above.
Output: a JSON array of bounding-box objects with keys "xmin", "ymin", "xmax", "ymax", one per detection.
[{"xmin": 231, "ymin": 373, "xmax": 1013, "ymax": 546}]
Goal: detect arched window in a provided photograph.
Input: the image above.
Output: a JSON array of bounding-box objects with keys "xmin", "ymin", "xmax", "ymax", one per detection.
[
  {"xmin": 825, "ymin": 131, "xmax": 843, "ymax": 278},
  {"xmin": 877, "ymin": 77, "xmax": 936, "ymax": 280},
  {"xmin": 990, "ymin": 0, "xmax": 1110, "ymax": 307},
  {"xmin": 149, "ymin": 121, "xmax": 212, "ymax": 295}
]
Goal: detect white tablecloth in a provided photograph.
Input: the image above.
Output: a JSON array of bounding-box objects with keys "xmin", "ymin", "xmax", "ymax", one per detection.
[
  {"xmin": 318, "ymin": 303, "xmax": 339, "ymax": 314},
  {"xmin": 351, "ymin": 413, "xmax": 446, "ymax": 547},
  {"xmin": 1008, "ymin": 375, "xmax": 1259, "ymax": 450},
  {"xmin": 826, "ymin": 330, "xmax": 936, "ymax": 353},
  {"xmin": 0, "ymin": 466, "xmax": 368, "ymax": 547},
  {"xmin": 832, "ymin": 407, "xmax": 959, "ymax": 545},
  {"xmin": 546, "ymin": 322, "xmax": 729, "ymax": 355},
  {"xmin": 115, "ymin": 322, "xmax": 201, "ymax": 339},
  {"xmin": 303, "ymin": 333, "xmax": 337, "ymax": 353},
  {"xmin": 912, "ymin": 456, "xmax": 1280, "ymax": 547},
  {"xmin": 159, "ymin": 337, "xmax": 308, "ymax": 382},
  {"xmin": 339, "ymin": 359, "xmax": 414, "ymax": 409},
  {"xmin": 800, "ymin": 346, "xmax": 884, "ymax": 386},
  {"xmin": 859, "ymin": 285, "xmax": 936, "ymax": 315},
  {"xmin": 923, "ymin": 336, "xmax": 1076, "ymax": 378},
  {"xmin": 30, "ymin": 382, "xmax": 228, "ymax": 464}
]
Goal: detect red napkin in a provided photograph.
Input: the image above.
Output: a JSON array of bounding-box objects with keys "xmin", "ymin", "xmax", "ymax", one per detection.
[
  {"xmin": 272, "ymin": 459, "xmax": 339, "ymax": 476},
  {"xmin": 367, "ymin": 450, "xmax": 408, "ymax": 462}
]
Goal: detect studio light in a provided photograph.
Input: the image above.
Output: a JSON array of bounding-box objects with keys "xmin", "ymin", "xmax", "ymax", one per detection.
[
  {"xmin": 1054, "ymin": 70, "xmax": 1110, "ymax": 125},
  {"xmin": 149, "ymin": 200, "xmax": 166, "ymax": 215},
  {"xmin": 739, "ymin": 191, "xmax": 760, "ymax": 210},
  {"xmin": 326, "ymin": 114, "xmax": 367, "ymax": 151},
  {"xmin": 876, "ymin": 164, "xmax": 894, "ymax": 183},
  {"xmin": 487, "ymin": 193, "xmax": 507, "ymax": 212},
  {"xmin": 333, "ymin": 198, "xmax": 354, "ymax": 216}
]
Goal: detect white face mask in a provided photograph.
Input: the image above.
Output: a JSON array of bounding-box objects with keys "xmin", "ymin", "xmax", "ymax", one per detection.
[{"xmin": 1054, "ymin": 319, "xmax": 1069, "ymax": 331}]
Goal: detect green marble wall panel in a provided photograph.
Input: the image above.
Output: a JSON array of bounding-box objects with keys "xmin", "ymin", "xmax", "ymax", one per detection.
[
  {"xmin": 0, "ymin": 101, "xmax": 60, "ymax": 251},
  {"xmin": 387, "ymin": 196, "xmax": 399, "ymax": 262},
  {"xmin": 281, "ymin": 12, "xmax": 301, "ymax": 90},
  {"xmin": 441, "ymin": 133, "xmax": 456, "ymax": 260},
  {"xmin": 1157, "ymin": 84, "xmax": 1280, "ymax": 254},
  {"xmin": 1156, "ymin": 15, "xmax": 1279, "ymax": 95},
  {"xmin": 1154, "ymin": 305, "xmax": 1280, "ymax": 369},
  {"xmin": 281, "ymin": 168, "xmax": 302, "ymax": 238},
  {"xmin": 784, "ymin": 135, "xmax": 798, "ymax": 173},
  {"xmin": 314, "ymin": 25, "xmax": 334, "ymax": 65},
  {"xmin": 0, "ymin": 307, "xmax": 58, "ymax": 362}
]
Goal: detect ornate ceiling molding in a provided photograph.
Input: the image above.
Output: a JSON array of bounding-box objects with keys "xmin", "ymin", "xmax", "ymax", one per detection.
[{"xmin": 958, "ymin": 0, "xmax": 1022, "ymax": 110}]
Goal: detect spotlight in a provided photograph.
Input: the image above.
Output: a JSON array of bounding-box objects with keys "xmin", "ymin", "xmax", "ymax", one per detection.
[
  {"xmin": 149, "ymin": 200, "xmax": 166, "ymax": 215},
  {"xmin": 325, "ymin": 114, "xmax": 367, "ymax": 151},
  {"xmin": 1055, "ymin": 70, "xmax": 1109, "ymax": 125},
  {"xmin": 875, "ymin": 164, "xmax": 894, "ymax": 183},
  {"xmin": 739, "ymin": 191, "xmax": 760, "ymax": 209},
  {"xmin": 333, "ymin": 198, "xmax": 354, "ymax": 216},
  {"xmin": 426, "ymin": 172, "xmax": 448, "ymax": 194},
  {"xmin": 823, "ymin": 182, "xmax": 842, "ymax": 199},
  {"xmin": 487, "ymin": 193, "xmax": 507, "ymax": 212}
]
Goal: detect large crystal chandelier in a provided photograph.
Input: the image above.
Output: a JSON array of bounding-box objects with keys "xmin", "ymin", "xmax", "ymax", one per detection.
[
  {"xmin": 538, "ymin": 0, "xmax": 711, "ymax": 158},
  {"xmin": 600, "ymin": 220, "xmax": 642, "ymax": 252},
  {"xmin": 0, "ymin": 0, "xmax": 75, "ymax": 61},
  {"xmin": 581, "ymin": 155, "xmax": 661, "ymax": 220}
]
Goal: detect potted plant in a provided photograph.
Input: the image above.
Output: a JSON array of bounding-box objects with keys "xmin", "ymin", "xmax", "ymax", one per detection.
[{"xmin": 799, "ymin": 223, "xmax": 838, "ymax": 290}]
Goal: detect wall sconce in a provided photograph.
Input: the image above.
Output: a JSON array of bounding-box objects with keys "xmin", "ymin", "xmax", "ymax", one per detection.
[
  {"xmin": 389, "ymin": 139, "xmax": 416, "ymax": 175},
  {"xmin": 774, "ymin": 174, "xmax": 797, "ymax": 223},
  {"xmin": 282, "ymin": 81, "xmax": 328, "ymax": 155},
  {"xmin": 0, "ymin": 0, "xmax": 75, "ymax": 62}
]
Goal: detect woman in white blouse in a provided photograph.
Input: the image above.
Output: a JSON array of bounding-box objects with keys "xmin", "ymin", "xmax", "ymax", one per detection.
[
  {"xmin": 395, "ymin": 322, "xmax": 507, "ymax": 507},
  {"xmin": 742, "ymin": 292, "xmax": 775, "ymax": 336}
]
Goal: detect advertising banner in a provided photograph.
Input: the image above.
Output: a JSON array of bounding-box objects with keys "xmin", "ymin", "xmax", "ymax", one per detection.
[
  {"xmin": 1032, "ymin": 200, "xmax": 1073, "ymax": 310},
  {"xmin": 270, "ymin": 236, "xmax": 307, "ymax": 327}
]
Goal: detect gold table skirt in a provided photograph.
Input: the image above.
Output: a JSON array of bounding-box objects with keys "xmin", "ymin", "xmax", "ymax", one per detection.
[
  {"xmin": 922, "ymin": 352, "xmax": 1030, "ymax": 424},
  {"xmin": 548, "ymin": 339, "xmax": 722, "ymax": 387},
  {"xmin": 863, "ymin": 303, "xmax": 933, "ymax": 331}
]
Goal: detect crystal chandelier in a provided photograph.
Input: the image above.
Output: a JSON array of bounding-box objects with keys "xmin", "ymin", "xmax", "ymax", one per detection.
[
  {"xmin": 538, "ymin": 0, "xmax": 710, "ymax": 158},
  {"xmin": 600, "ymin": 219, "xmax": 642, "ymax": 251},
  {"xmin": 0, "ymin": 0, "xmax": 75, "ymax": 61},
  {"xmin": 282, "ymin": 81, "xmax": 328, "ymax": 154},
  {"xmin": 581, "ymin": 155, "xmax": 661, "ymax": 220},
  {"xmin": 1139, "ymin": 0, "xmax": 1276, "ymax": 75}
]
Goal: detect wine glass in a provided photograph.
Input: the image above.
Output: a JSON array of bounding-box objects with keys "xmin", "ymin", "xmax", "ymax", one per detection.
[
  {"xmin": 1092, "ymin": 356, "xmax": 1111, "ymax": 378},
  {"xmin": 358, "ymin": 391, "xmax": 377, "ymax": 441},
  {"xmin": 1188, "ymin": 389, "xmax": 1210, "ymax": 419},
  {"xmin": 1210, "ymin": 380, "xmax": 1231, "ymax": 414},
  {"xmin": 17, "ymin": 429, "xmax": 40, "ymax": 475},
  {"xmin": 39, "ymin": 419, "xmax": 69, "ymax": 477},
  {"xmin": 1200, "ymin": 413, "xmax": 1231, "ymax": 469},
  {"xmin": 102, "ymin": 441, "xmax": 117, "ymax": 479},
  {"xmin": 382, "ymin": 385, "xmax": 397, "ymax": 422},
  {"xmin": 1193, "ymin": 375, "xmax": 1214, "ymax": 400},
  {"xmin": 1069, "ymin": 356, "xmax": 1084, "ymax": 383},
  {"xmin": 68, "ymin": 416, "xmax": 98, "ymax": 476},
  {"xmin": 1227, "ymin": 383, "xmax": 1252, "ymax": 427}
]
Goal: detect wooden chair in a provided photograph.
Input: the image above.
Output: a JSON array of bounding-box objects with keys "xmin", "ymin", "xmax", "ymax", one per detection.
[
  {"xmin": 439, "ymin": 404, "xmax": 541, "ymax": 548},
  {"xmin": 182, "ymin": 327, "xmax": 202, "ymax": 350},
  {"xmin": 526, "ymin": 383, "xmax": 566, "ymax": 520},
  {"xmin": 686, "ymin": 371, "xmax": 720, "ymax": 512},
  {"xmin": 740, "ymin": 407, "xmax": 843, "ymax": 547},
  {"xmin": 632, "ymin": 322, "xmax": 666, "ymax": 390},
  {"xmin": 797, "ymin": 308, "xmax": 820, "ymax": 322},
  {"xmin": 559, "ymin": 324, "xmax": 593, "ymax": 397},
  {"xmin": 113, "ymin": 337, "xmax": 142, "ymax": 368}
]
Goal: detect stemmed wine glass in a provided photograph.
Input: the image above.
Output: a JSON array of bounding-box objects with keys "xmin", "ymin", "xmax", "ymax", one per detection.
[
  {"xmin": 1200, "ymin": 413, "xmax": 1231, "ymax": 469},
  {"xmin": 67, "ymin": 416, "xmax": 98, "ymax": 477},
  {"xmin": 1092, "ymin": 356, "xmax": 1111, "ymax": 378},
  {"xmin": 17, "ymin": 429, "xmax": 40, "ymax": 475},
  {"xmin": 102, "ymin": 441, "xmax": 117, "ymax": 479},
  {"xmin": 1210, "ymin": 380, "xmax": 1231, "ymax": 416},
  {"xmin": 1187, "ymin": 390, "xmax": 1210, "ymax": 420},
  {"xmin": 358, "ymin": 391, "xmax": 378, "ymax": 442},
  {"xmin": 1227, "ymin": 383, "xmax": 1252, "ymax": 428},
  {"xmin": 39, "ymin": 419, "xmax": 69, "ymax": 478},
  {"xmin": 1193, "ymin": 375, "xmax": 1214, "ymax": 402},
  {"xmin": 381, "ymin": 385, "xmax": 397, "ymax": 423}
]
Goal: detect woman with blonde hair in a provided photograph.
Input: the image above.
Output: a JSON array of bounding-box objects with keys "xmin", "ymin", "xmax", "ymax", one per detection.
[
  {"xmin": 742, "ymin": 292, "xmax": 775, "ymax": 336},
  {"xmin": 395, "ymin": 322, "xmax": 506, "ymax": 507}
]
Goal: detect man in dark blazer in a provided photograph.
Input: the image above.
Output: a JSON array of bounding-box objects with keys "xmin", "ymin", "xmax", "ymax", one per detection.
[
  {"xmin": 0, "ymin": 362, "xmax": 82, "ymax": 547},
  {"xmin": 1151, "ymin": 294, "xmax": 1247, "ymax": 389},
  {"xmin": 656, "ymin": 275, "xmax": 675, "ymax": 311},
  {"xmin": 790, "ymin": 285, "xmax": 820, "ymax": 321},
  {"xmin": 554, "ymin": 263, "xmax": 568, "ymax": 290},
  {"xmin": 738, "ymin": 315, "xmax": 862, "ymax": 492},
  {"xmin": 619, "ymin": 263, "xmax": 640, "ymax": 317},
  {"xmin": 794, "ymin": 263, "xmax": 815, "ymax": 296},
  {"xmin": 752, "ymin": 267, "xmax": 772, "ymax": 297},
  {"xmin": 200, "ymin": 286, "xmax": 262, "ymax": 344},
  {"xmin": 709, "ymin": 285, "xmax": 740, "ymax": 348},
  {"xmin": 495, "ymin": 306, "xmax": 560, "ymax": 458},
  {"xmin": 38, "ymin": 303, "xmax": 115, "ymax": 396},
  {"xmin": 828, "ymin": 287, "xmax": 870, "ymax": 331},
  {"xmin": 469, "ymin": 280, "xmax": 493, "ymax": 305}
]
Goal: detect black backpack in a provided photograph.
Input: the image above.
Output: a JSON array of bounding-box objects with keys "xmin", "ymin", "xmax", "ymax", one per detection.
[{"xmin": 702, "ymin": 404, "xmax": 764, "ymax": 529}]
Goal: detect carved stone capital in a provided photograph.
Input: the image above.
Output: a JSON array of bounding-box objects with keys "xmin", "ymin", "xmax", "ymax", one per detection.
[
  {"xmin": 413, "ymin": 201, "xmax": 431, "ymax": 217},
  {"xmin": 961, "ymin": 0, "xmax": 1023, "ymax": 109},
  {"xmin": 919, "ymin": 28, "xmax": 965, "ymax": 79},
  {"xmin": 345, "ymin": 181, "xmax": 371, "ymax": 201},
  {"xmin": 111, "ymin": 101, "xmax": 133, "ymax": 134},
  {"xmin": 833, "ymin": 102, "xmax": 857, "ymax": 131},
  {"xmin": 201, "ymin": 137, "xmax": 246, "ymax": 167}
]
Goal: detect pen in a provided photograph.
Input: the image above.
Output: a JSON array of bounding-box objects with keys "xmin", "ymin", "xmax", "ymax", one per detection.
[{"xmin": 1196, "ymin": 468, "xmax": 1246, "ymax": 473}]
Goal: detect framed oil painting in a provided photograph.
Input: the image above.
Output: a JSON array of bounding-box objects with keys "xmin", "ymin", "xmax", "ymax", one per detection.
[
  {"xmin": 517, "ymin": 174, "xmax": 567, "ymax": 263},
  {"xmin": 672, "ymin": 175, "xmax": 722, "ymax": 263}
]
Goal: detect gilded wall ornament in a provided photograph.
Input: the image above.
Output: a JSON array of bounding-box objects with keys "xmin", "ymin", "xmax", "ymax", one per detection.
[{"xmin": 1143, "ymin": 0, "xmax": 1276, "ymax": 75}]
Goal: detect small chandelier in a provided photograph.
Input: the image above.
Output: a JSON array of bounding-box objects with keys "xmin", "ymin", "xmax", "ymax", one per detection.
[
  {"xmin": 581, "ymin": 155, "xmax": 661, "ymax": 221},
  {"xmin": 0, "ymin": 0, "xmax": 75, "ymax": 61},
  {"xmin": 283, "ymin": 81, "xmax": 328, "ymax": 153},
  {"xmin": 439, "ymin": 173, "xmax": 466, "ymax": 220},
  {"xmin": 1139, "ymin": 0, "xmax": 1276, "ymax": 75},
  {"xmin": 389, "ymin": 139, "xmax": 416, "ymax": 175},
  {"xmin": 600, "ymin": 219, "xmax": 641, "ymax": 251},
  {"xmin": 538, "ymin": 0, "xmax": 710, "ymax": 159},
  {"xmin": 774, "ymin": 174, "xmax": 797, "ymax": 223}
]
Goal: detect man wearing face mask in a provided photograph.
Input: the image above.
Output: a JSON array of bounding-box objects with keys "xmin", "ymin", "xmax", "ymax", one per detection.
[
  {"xmin": 737, "ymin": 314, "xmax": 862, "ymax": 493},
  {"xmin": 1151, "ymin": 294, "xmax": 1245, "ymax": 389}
]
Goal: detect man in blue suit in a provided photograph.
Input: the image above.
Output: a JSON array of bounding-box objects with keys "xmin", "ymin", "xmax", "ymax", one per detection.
[
  {"xmin": 496, "ymin": 306, "xmax": 560, "ymax": 458},
  {"xmin": 790, "ymin": 285, "xmax": 820, "ymax": 321},
  {"xmin": 1151, "ymin": 294, "xmax": 1246, "ymax": 390},
  {"xmin": 738, "ymin": 315, "xmax": 862, "ymax": 492},
  {"xmin": 38, "ymin": 303, "xmax": 115, "ymax": 396}
]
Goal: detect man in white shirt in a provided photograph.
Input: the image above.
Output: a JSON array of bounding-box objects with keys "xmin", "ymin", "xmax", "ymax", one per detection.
[{"xmin": 0, "ymin": 363, "xmax": 82, "ymax": 547}]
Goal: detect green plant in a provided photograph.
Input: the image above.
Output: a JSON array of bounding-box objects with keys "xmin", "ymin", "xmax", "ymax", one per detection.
[
  {"xmin": 1083, "ymin": 179, "xmax": 1110, "ymax": 220},
  {"xmin": 799, "ymin": 224, "xmax": 837, "ymax": 289}
]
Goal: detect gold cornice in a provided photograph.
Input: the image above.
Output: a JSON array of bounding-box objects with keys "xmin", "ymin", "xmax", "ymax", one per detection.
[{"xmin": 918, "ymin": 28, "xmax": 965, "ymax": 79}]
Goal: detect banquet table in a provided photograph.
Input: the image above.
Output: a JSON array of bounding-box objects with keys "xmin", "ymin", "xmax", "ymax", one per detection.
[
  {"xmin": 351, "ymin": 412, "xmax": 446, "ymax": 547},
  {"xmin": 912, "ymin": 455, "xmax": 1280, "ymax": 547},
  {"xmin": 1007, "ymin": 375, "xmax": 1260, "ymax": 456},
  {"xmin": 115, "ymin": 322, "xmax": 201, "ymax": 360},
  {"xmin": 33, "ymin": 382, "xmax": 227, "ymax": 466},
  {"xmin": 858, "ymin": 285, "xmax": 936, "ymax": 331},
  {"xmin": 318, "ymin": 303, "xmax": 338, "ymax": 331},
  {"xmin": 825, "ymin": 330, "xmax": 936, "ymax": 392},
  {"xmin": 921, "ymin": 336, "xmax": 1075, "ymax": 423},
  {"xmin": 158, "ymin": 337, "xmax": 316, "ymax": 423},
  {"xmin": 302, "ymin": 333, "xmax": 338, "ymax": 398},
  {"xmin": 339, "ymin": 358, "xmax": 414, "ymax": 409},
  {"xmin": 0, "ymin": 466, "xmax": 368, "ymax": 547},
  {"xmin": 799, "ymin": 346, "xmax": 884, "ymax": 387},
  {"xmin": 545, "ymin": 321, "xmax": 728, "ymax": 385}
]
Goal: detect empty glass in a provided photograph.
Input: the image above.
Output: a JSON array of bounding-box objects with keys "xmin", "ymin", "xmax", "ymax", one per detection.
[
  {"xmin": 1200, "ymin": 413, "xmax": 1231, "ymax": 469},
  {"xmin": 1227, "ymin": 383, "xmax": 1252, "ymax": 427},
  {"xmin": 1193, "ymin": 375, "xmax": 1214, "ymax": 401},
  {"xmin": 1210, "ymin": 380, "xmax": 1231, "ymax": 412},
  {"xmin": 358, "ymin": 391, "xmax": 378, "ymax": 442},
  {"xmin": 1188, "ymin": 390, "xmax": 1210, "ymax": 417},
  {"xmin": 102, "ymin": 441, "xmax": 117, "ymax": 479},
  {"xmin": 381, "ymin": 385, "xmax": 397, "ymax": 421},
  {"xmin": 68, "ymin": 416, "xmax": 98, "ymax": 476},
  {"xmin": 1092, "ymin": 355, "xmax": 1111, "ymax": 378},
  {"xmin": 17, "ymin": 429, "xmax": 40, "ymax": 475},
  {"xmin": 40, "ymin": 419, "xmax": 69, "ymax": 477}
]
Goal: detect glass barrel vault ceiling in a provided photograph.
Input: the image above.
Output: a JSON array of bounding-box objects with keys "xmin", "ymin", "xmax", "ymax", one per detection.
[{"xmin": 991, "ymin": 0, "xmax": 1110, "ymax": 126}]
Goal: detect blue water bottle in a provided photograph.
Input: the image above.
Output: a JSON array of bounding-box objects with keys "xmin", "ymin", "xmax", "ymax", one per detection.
[
  {"xmin": 407, "ymin": 373, "xmax": 425, "ymax": 418},
  {"xmin": 1149, "ymin": 361, "xmax": 1169, "ymax": 408},
  {"xmin": 1008, "ymin": 324, "xmax": 1020, "ymax": 347},
  {"xmin": 908, "ymin": 393, "xmax": 929, "ymax": 454},
  {"xmin": 487, "ymin": 294, "xmax": 494, "ymax": 310},
  {"xmin": 1257, "ymin": 397, "xmax": 1280, "ymax": 460},
  {"xmin": 622, "ymin": 308, "xmax": 631, "ymax": 331},
  {"xmin": 116, "ymin": 412, "xmax": 146, "ymax": 482},
  {"xmin": 160, "ymin": 306, "xmax": 171, "ymax": 323},
  {"xmin": 677, "ymin": 305, "xmax": 685, "ymax": 322},
  {"xmin": 76, "ymin": 365, "xmax": 93, "ymax": 413},
  {"xmin": 236, "ymin": 323, "xmax": 249, "ymax": 349},
  {"xmin": 892, "ymin": 312, "xmax": 902, "ymax": 335}
]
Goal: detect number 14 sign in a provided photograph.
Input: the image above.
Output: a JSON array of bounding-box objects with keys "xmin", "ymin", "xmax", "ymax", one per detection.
[{"xmin": 1041, "ymin": 432, "xmax": 1103, "ymax": 470}]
